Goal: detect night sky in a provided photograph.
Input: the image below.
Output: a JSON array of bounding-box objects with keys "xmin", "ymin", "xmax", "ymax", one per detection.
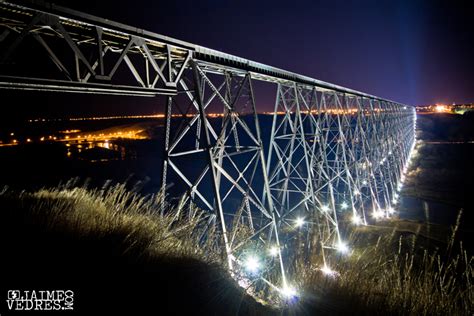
[{"xmin": 2, "ymin": 0, "xmax": 474, "ymax": 119}]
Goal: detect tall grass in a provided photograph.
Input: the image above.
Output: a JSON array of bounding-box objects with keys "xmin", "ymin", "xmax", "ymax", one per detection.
[
  {"xmin": 21, "ymin": 181, "xmax": 220, "ymax": 261},
  {"xmin": 1, "ymin": 182, "xmax": 472, "ymax": 314},
  {"xmin": 0, "ymin": 181, "xmax": 272, "ymax": 315},
  {"xmin": 294, "ymin": 212, "xmax": 473, "ymax": 315}
]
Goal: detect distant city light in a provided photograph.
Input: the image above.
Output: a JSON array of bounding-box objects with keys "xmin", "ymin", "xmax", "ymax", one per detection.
[
  {"xmin": 435, "ymin": 104, "xmax": 450, "ymax": 113},
  {"xmin": 341, "ymin": 202, "xmax": 348, "ymax": 210},
  {"xmin": 321, "ymin": 205, "xmax": 330, "ymax": 212}
]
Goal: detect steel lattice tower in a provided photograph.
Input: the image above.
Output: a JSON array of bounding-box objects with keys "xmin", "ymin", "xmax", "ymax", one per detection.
[{"xmin": 0, "ymin": 0, "xmax": 417, "ymax": 299}]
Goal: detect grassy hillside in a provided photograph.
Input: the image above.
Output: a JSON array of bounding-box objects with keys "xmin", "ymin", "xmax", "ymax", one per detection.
[
  {"xmin": 0, "ymin": 183, "xmax": 273, "ymax": 315},
  {"xmin": 295, "ymin": 216, "xmax": 473, "ymax": 315}
]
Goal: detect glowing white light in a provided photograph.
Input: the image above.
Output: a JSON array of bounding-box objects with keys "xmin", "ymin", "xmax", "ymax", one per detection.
[
  {"xmin": 294, "ymin": 217, "xmax": 305, "ymax": 228},
  {"xmin": 353, "ymin": 189, "xmax": 360, "ymax": 196},
  {"xmin": 336, "ymin": 241, "xmax": 350, "ymax": 254},
  {"xmin": 397, "ymin": 183, "xmax": 403, "ymax": 191},
  {"xmin": 362, "ymin": 180, "xmax": 368, "ymax": 185},
  {"xmin": 269, "ymin": 246, "xmax": 279, "ymax": 257},
  {"xmin": 351, "ymin": 215, "xmax": 363, "ymax": 225},
  {"xmin": 237, "ymin": 278, "xmax": 251, "ymax": 289},
  {"xmin": 372, "ymin": 209, "xmax": 385, "ymax": 219},
  {"xmin": 321, "ymin": 205, "xmax": 330, "ymax": 212},
  {"xmin": 280, "ymin": 285, "xmax": 298, "ymax": 299},
  {"xmin": 244, "ymin": 256, "xmax": 260, "ymax": 274},
  {"xmin": 320, "ymin": 265, "xmax": 338, "ymax": 277},
  {"xmin": 341, "ymin": 202, "xmax": 348, "ymax": 210},
  {"xmin": 392, "ymin": 198, "xmax": 398, "ymax": 205},
  {"xmin": 387, "ymin": 207, "xmax": 396, "ymax": 214}
]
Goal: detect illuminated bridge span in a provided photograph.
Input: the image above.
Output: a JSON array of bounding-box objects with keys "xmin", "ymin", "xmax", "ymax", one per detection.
[{"xmin": 0, "ymin": 0, "xmax": 416, "ymax": 299}]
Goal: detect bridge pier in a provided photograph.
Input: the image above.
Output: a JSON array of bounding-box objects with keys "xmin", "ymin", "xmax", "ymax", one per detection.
[{"xmin": 160, "ymin": 59, "xmax": 287, "ymax": 287}]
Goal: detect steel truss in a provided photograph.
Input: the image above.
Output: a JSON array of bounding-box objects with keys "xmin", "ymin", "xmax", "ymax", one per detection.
[
  {"xmin": 0, "ymin": 1, "xmax": 191, "ymax": 95},
  {"xmin": 265, "ymin": 85, "xmax": 416, "ymax": 266},
  {"xmin": 0, "ymin": 0, "xmax": 416, "ymax": 299},
  {"xmin": 160, "ymin": 60, "xmax": 286, "ymax": 287}
]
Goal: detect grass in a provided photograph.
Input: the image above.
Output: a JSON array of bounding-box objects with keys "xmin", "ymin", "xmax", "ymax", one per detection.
[
  {"xmin": 287, "ymin": 211, "xmax": 473, "ymax": 315},
  {"xmin": 0, "ymin": 181, "xmax": 472, "ymax": 315},
  {"xmin": 0, "ymin": 181, "xmax": 273, "ymax": 315}
]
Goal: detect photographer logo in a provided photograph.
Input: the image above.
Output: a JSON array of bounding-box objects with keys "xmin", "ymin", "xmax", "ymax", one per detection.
[{"xmin": 6, "ymin": 290, "xmax": 74, "ymax": 311}]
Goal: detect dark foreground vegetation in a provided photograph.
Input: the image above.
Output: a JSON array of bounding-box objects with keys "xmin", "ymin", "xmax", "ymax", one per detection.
[
  {"xmin": 1, "ymin": 182, "xmax": 472, "ymax": 315},
  {"xmin": 0, "ymin": 184, "xmax": 273, "ymax": 315}
]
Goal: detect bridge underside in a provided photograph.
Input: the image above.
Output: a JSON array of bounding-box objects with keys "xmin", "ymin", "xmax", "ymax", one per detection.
[{"xmin": 0, "ymin": 0, "xmax": 416, "ymax": 300}]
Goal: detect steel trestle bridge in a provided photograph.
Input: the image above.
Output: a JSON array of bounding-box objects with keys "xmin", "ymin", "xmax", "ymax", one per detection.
[{"xmin": 0, "ymin": 0, "xmax": 416, "ymax": 299}]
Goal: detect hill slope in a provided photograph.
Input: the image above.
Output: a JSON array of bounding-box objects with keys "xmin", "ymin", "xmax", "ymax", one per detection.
[{"xmin": 0, "ymin": 185, "xmax": 273, "ymax": 315}]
